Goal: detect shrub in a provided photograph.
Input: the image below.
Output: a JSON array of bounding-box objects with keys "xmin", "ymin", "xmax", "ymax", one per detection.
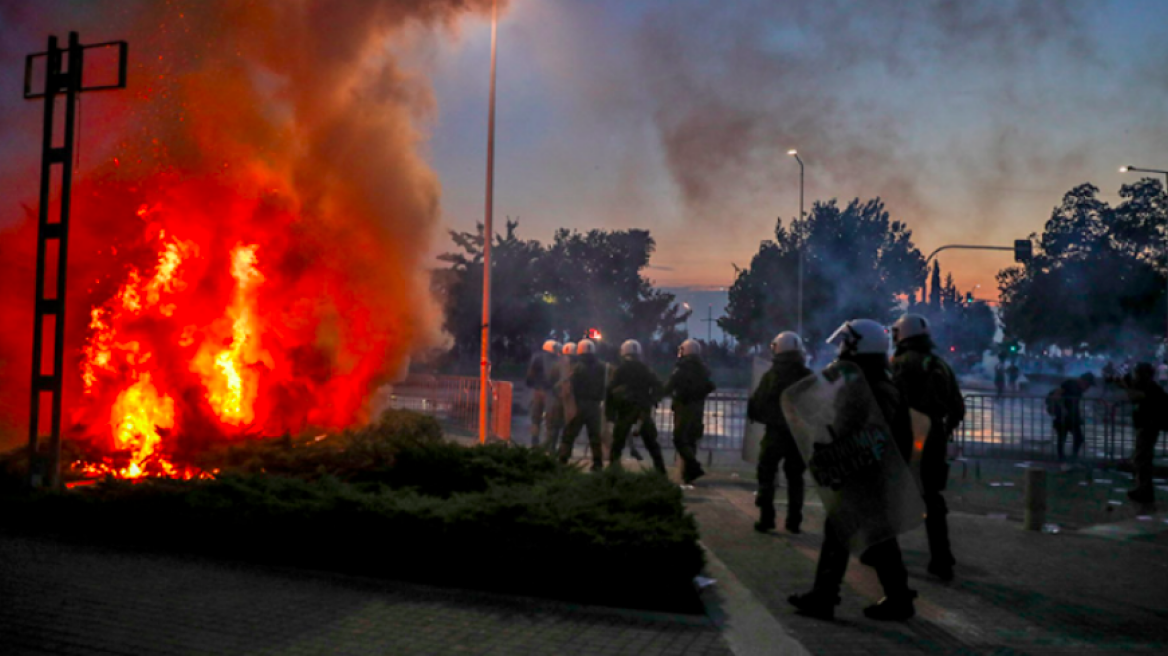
[{"xmin": 0, "ymin": 410, "xmax": 705, "ymax": 613}]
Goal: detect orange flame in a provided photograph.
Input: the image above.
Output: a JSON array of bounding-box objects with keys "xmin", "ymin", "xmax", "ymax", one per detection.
[
  {"xmin": 109, "ymin": 372, "xmax": 176, "ymax": 478},
  {"xmin": 191, "ymin": 243, "xmax": 271, "ymax": 427}
]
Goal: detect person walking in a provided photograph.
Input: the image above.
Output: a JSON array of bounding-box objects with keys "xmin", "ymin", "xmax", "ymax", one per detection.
[
  {"xmin": 1115, "ymin": 363, "xmax": 1167, "ymax": 504},
  {"xmin": 890, "ymin": 314, "xmax": 965, "ymax": 582},
  {"xmin": 525, "ymin": 340, "xmax": 561, "ymax": 448},
  {"xmin": 606, "ymin": 339, "xmax": 667, "ymax": 473},
  {"xmin": 1046, "ymin": 372, "xmax": 1096, "ymax": 463},
  {"xmin": 788, "ymin": 319, "xmax": 918, "ymax": 622},
  {"xmin": 557, "ymin": 339, "xmax": 606, "ymax": 472},
  {"xmin": 748, "ymin": 331, "xmax": 812, "ymax": 534},
  {"xmin": 665, "ymin": 339, "xmax": 716, "ymax": 485}
]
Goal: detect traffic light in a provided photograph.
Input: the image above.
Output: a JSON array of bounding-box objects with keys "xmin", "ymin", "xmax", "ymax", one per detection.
[
  {"xmin": 586, "ymin": 328, "xmax": 602, "ymax": 340},
  {"xmin": 1014, "ymin": 239, "xmax": 1033, "ymax": 262},
  {"xmin": 1009, "ymin": 344, "xmax": 1018, "ymax": 353},
  {"xmin": 964, "ymin": 292, "xmax": 974, "ymax": 304}
]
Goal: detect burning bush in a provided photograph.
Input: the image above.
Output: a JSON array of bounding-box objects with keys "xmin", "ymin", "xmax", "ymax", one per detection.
[{"xmin": 1, "ymin": 0, "xmax": 509, "ymax": 472}]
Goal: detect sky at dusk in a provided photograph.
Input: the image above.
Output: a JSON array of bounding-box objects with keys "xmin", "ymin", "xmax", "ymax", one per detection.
[
  {"xmin": 420, "ymin": 0, "xmax": 1168, "ymax": 303},
  {"xmin": 1, "ymin": 0, "xmax": 1167, "ymax": 310}
]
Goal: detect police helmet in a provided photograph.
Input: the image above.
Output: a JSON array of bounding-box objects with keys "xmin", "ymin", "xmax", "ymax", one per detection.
[
  {"xmin": 826, "ymin": 319, "xmax": 889, "ymax": 356},
  {"xmin": 577, "ymin": 339, "xmax": 597, "ymax": 355},
  {"xmin": 770, "ymin": 331, "xmax": 804, "ymax": 355},
  {"xmin": 891, "ymin": 314, "xmax": 929, "ymax": 345},
  {"xmin": 562, "ymin": 342, "xmax": 577, "ymax": 356},
  {"xmin": 542, "ymin": 339, "xmax": 561, "ymax": 354},
  {"xmin": 620, "ymin": 339, "xmax": 642, "ymax": 357}
]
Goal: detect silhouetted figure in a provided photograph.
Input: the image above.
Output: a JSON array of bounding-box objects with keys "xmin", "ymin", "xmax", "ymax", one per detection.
[
  {"xmin": 606, "ymin": 339, "xmax": 666, "ymax": 474},
  {"xmin": 1046, "ymin": 373, "xmax": 1095, "ymax": 463},
  {"xmin": 789, "ymin": 319, "xmax": 917, "ymax": 622},
  {"xmin": 748, "ymin": 331, "xmax": 811, "ymax": 534},
  {"xmin": 558, "ymin": 339, "xmax": 606, "ymax": 471},
  {"xmin": 891, "ymin": 314, "xmax": 965, "ymax": 582},
  {"xmin": 1115, "ymin": 363, "xmax": 1166, "ymax": 504},
  {"xmin": 526, "ymin": 340, "xmax": 561, "ymax": 448},
  {"xmin": 665, "ymin": 339, "xmax": 715, "ymax": 484}
]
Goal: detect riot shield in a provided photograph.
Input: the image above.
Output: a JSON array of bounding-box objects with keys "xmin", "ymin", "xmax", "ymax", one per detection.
[{"xmin": 781, "ymin": 361, "xmax": 925, "ymax": 552}]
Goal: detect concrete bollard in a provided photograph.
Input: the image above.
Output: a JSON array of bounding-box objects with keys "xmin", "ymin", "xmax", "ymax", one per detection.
[{"xmin": 1023, "ymin": 468, "xmax": 1047, "ymax": 531}]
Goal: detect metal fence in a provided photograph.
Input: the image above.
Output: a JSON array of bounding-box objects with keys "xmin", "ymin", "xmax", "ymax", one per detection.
[
  {"xmin": 954, "ymin": 394, "xmax": 1165, "ymax": 464},
  {"xmin": 384, "ymin": 375, "xmax": 512, "ymax": 441},
  {"xmin": 386, "ymin": 379, "xmax": 1164, "ymax": 466},
  {"xmin": 651, "ymin": 392, "xmax": 749, "ymax": 451}
]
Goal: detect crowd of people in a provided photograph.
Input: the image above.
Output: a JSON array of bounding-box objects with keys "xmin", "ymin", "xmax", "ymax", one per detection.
[
  {"xmin": 526, "ymin": 314, "xmax": 1165, "ymax": 623},
  {"xmin": 525, "ymin": 336, "xmax": 716, "ymax": 483}
]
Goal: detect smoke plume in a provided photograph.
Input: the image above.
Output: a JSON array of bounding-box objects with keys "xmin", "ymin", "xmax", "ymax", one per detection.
[{"xmin": 0, "ymin": 0, "xmax": 502, "ymax": 458}]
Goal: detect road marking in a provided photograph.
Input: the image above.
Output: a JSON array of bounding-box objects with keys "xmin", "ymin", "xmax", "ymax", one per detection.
[{"xmin": 699, "ymin": 543, "xmax": 813, "ymax": 656}]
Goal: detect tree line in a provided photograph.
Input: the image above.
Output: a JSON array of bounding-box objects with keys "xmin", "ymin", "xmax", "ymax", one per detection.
[{"xmin": 433, "ymin": 176, "xmax": 1168, "ymax": 371}]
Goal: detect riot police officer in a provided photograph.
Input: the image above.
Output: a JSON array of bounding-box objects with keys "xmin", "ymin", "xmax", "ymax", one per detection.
[
  {"xmin": 789, "ymin": 319, "xmax": 917, "ymax": 622},
  {"xmin": 890, "ymin": 314, "xmax": 965, "ymax": 581},
  {"xmin": 748, "ymin": 331, "xmax": 812, "ymax": 533},
  {"xmin": 606, "ymin": 339, "xmax": 666, "ymax": 473},
  {"xmin": 665, "ymin": 339, "xmax": 716, "ymax": 484},
  {"xmin": 557, "ymin": 339, "xmax": 606, "ymax": 471}
]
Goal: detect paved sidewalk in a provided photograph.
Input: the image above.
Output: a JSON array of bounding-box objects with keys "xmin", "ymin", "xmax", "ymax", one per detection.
[
  {"xmin": 3, "ymin": 462, "xmax": 1166, "ymax": 655},
  {"xmin": 0, "ymin": 534, "xmax": 730, "ymax": 656},
  {"xmin": 688, "ymin": 472, "xmax": 1168, "ymax": 655}
]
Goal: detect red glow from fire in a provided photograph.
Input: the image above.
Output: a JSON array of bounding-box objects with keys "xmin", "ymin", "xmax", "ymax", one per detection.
[{"xmin": 0, "ymin": 1, "xmax": 494, "ymax": 478}]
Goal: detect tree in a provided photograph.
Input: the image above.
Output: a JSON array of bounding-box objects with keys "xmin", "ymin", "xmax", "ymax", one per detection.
[
  {"xmin": 436, "ymin": 219, "xmax": 552, "ymax": 363},
  {"xmin": 929, "ymin": 261, "xmax": 942, "ymax": 310},
  {"xmin": 998, "ymin": 180, "xmax": 1168, "ymax": 352},
  {"xmin": 540, "ymin": 228, "xmax": 690, "ymax": 347},
  {"xmin": 720, "ymin": 197, "xmax": 926, "ymax": 349},
  {"xmin": 434, "ymin": 222, "xmax": 690, "ymax": 367}
]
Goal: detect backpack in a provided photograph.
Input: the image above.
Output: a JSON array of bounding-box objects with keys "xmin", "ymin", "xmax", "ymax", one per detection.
[{"xmin": 923, "ymin": 355, "xmax": 965, "ymax": 427}]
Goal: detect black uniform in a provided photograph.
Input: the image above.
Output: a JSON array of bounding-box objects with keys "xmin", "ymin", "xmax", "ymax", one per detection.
[
  {"xmin": 665, "ymin": 353, "xmax": 716, "ymax": 483},
  {"xmin": 558, "ymin": 352, "xmax": 607, "ymax": 471},
  {"xmin": 791, "ymin": 353, "xmax": 916, "ymax": 621},
  {"xmin": 1049, "ymin": 376, "xmax": 1092, "ymax": 462},
  {"xmin": 891, "ymin": 335, "xmax": 965, "ymax": 578},
  {"xmin": 747, "ymin": 351, "xmax": 811, "ymax": 532},
  {"xmin": 606, "ymin": 355, "xmax": 666, "ymax": 473},
  {"xmin": 1123, "ymin": 366, "xmax": 1167, "ymax": 503}
]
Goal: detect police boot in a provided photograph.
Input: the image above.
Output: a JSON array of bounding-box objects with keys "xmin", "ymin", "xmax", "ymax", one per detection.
[
  {"xmin": 927, "ymin": 561, "xmax": 955, "ymax": 582},
  {"xmin": 788, "ymin": 590, "xmax": 839, "ymax": 621},
  {"xmin": 754, "ymin": 505, "xmax": 776, "ymax": 533},
  {"xmin": 862, "ymin": 591, "xmax": 916, "ymax": 622}
]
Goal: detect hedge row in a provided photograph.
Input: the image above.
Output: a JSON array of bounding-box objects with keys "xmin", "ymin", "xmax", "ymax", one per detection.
[{"xmin": 0, "ymin": 411, "xmax": 705, "ymax": 613}]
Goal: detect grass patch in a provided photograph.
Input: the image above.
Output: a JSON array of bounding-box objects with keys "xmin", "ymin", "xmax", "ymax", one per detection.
[{"xmin": 0, "ymin": 410, "xmax": 704, "ymax": 613}]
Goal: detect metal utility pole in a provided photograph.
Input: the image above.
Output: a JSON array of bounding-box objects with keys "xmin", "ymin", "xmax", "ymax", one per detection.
[
  {"xmin": 479, "ymin": 0, "xmax": 498, "ymax": 445},
  {"xmin": 787, "ymin": 150, "xmax": 805, "ymax": 336},
  {"xmin": 701, "ymin": 305, "xmax": 715, "ymax": 343},
  {"xmin": 23, "ymin": 33, "xmax": 127, "ymax": 488},
  {"xmin": 1119, "ymin": 166, "xmax": 1168, "ymax": 344}
]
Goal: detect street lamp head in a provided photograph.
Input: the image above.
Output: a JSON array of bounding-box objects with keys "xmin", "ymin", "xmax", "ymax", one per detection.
[
  {"xmin": 1120, "ymin": 166, "xmax": 1130, "ymax": 173},
  {"xmin": 787, "ymin": 149, "xmax": 798, "ymax": 156}
]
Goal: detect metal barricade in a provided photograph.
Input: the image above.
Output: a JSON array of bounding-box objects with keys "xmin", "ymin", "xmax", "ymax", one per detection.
[
  {"xmin": 651, "ymin": 392, "xmax": 749, "ymax": 452},
  {"xmin": 385, "ymin": 375, "xmax": 511, "ymax": 441},
  {"xmin": 953, "ymin": 394, "xmax": 1165, "ymax": 464}
]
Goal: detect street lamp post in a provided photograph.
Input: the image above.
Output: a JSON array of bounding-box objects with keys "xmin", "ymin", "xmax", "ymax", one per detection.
[
  {"xmin": 1119, "ymin": 165, "xmax": 1168, "ymax": 348},
  {"xmin": 479, "ymin": 0, "xmax": 498, "ymax": 444},
  {"xmin": 788, "ymin": 149, "xmax": 804, "ymax": 337}
]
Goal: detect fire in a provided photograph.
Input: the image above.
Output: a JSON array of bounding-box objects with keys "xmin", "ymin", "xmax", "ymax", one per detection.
[
  {"xmin": 109, "ymin": 372, "xmax": 176, "ymax": 478},
  {"xmin": 0, "ymin": 0, "xmax": 487, "ymax": 479},
  {"xmin": 193, "ymin": 243, "xmax": 269, "ymax": 426}
]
